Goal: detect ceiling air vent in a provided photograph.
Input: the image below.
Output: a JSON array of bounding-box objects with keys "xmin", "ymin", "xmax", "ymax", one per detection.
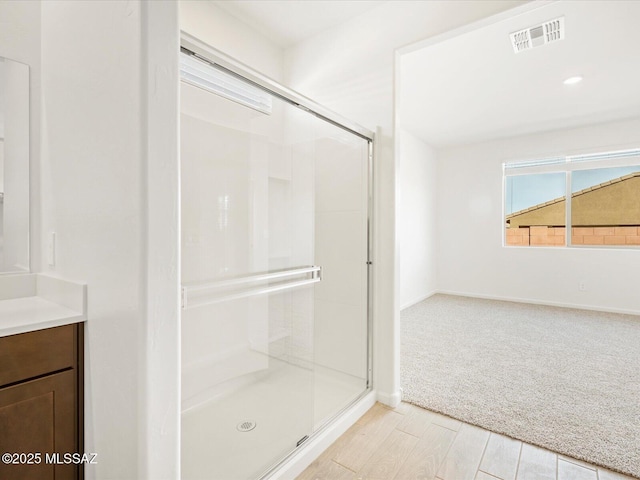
[{"xmin": 510, "ymin": 16, "xmax": 565, "ymax": 53}]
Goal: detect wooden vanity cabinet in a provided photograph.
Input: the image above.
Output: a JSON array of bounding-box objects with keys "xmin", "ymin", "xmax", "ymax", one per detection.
[{"xmin": 0, "ymin": 323, "xmax": 84, "ymax": 480}]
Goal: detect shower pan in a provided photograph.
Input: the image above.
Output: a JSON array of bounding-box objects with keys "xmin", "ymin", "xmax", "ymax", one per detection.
[{"xmin": 179, "ymin": 34, "xmax": 373, "ymax": 480}]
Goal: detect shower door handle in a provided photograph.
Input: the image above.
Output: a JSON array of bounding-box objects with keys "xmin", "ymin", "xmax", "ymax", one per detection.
[{"xmin": 181, "ymin": 265, "xmax": 322, "ymax": 309}]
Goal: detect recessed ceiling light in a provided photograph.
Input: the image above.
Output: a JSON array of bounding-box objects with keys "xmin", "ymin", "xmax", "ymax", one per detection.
[{"xmin": 563, "ymin": 76, "xmax": 583, "ymax": 85}]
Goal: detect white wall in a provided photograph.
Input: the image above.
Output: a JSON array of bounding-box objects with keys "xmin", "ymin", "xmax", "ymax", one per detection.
[
  {"xmin": 142, "ymin": 2, "xmax": 181, "ymax": 478},
  {"xmin": 398, "ymin": 129, "xmax": 437, "ymax": 309},
  {"xmin": 284, "ymin": 0, "xmax": 525, "ymax": 405},
  {"xmin": 40, "ymin": 1, "xmax": 180, "ymax": 478},
  {"xmin": 40, "ymin": 2, "xmax": 142, "ymax": 477},
  {"xmin": 437, "ymin": 117, "xmax": 640, "ymax": 314},
  {"xmin": 180, "ymin": 1, "xmax": 284, "ymax": 82}
]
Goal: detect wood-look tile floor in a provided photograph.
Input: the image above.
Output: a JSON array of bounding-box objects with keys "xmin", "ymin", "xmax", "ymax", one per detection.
[{"xmin": 296, "ymin": 402, "xmax": 635, "ymax": 480}]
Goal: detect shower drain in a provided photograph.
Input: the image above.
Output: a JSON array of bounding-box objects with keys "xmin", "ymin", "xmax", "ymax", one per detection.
[{"xmin": 236, "ymin": 420, "xmax": 257, "ymax": 432}]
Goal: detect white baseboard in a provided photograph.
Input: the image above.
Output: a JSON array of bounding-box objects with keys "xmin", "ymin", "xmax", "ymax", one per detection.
[
  {"xmin": 268, "ymin": 390, "xmax": 377, "ymax": 480},
  {"xmin": 436, "ymin": 289, "xmax": 640, "ymax": 316},
  {"xmin": 376, "ymin": 389, "xmax": 402, "ymax": 408},
  {"xmin": 400, "ymin": 290, "xmax": 437, "ymax": 310}
]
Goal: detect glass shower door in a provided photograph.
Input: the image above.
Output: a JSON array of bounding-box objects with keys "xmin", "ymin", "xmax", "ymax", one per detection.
[
  {"xmin": 179, "ymin": 48, "xmax": 371, "ymax": 480},
  {"xmin": 180, "ymin": 75, "xmax": 318, "ymax": 479}
]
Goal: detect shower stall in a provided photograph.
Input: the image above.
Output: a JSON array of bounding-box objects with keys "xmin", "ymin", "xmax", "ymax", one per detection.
[{"xmin": 179, "ymin": 35, "xmax": 373, "ymax": 479}]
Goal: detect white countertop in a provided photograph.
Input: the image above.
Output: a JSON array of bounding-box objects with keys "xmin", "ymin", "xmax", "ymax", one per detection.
[
  {"xmin": 0, "ymin": 274, "xmax": 87, "ymax": 338},
  {"xmin": 0, "ymin": 296, "xmax": 85, "ymax": 338}
]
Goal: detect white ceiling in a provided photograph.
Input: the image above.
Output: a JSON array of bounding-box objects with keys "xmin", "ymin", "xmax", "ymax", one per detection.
[
  {"xmin": 400, "ymin": 1, "xmax": 640, "ymax": 148},
  {"xmin": 211, "ymin": 0, "xmax": 385, "ymax": 47}
]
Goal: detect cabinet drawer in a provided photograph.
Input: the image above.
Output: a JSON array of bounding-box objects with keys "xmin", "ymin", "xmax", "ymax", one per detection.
[{"xmin": 0, "ymin": 324, "xmax": 77, "ymax": 388}]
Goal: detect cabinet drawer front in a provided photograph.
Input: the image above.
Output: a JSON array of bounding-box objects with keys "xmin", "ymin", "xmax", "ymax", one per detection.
[
  {"xmin": 0, "ymin": 369, "xmax": 78, "ymax": 480},
  {"xmin": 0, "ymin": 324, "xmax": 77, "ymax": 388}
]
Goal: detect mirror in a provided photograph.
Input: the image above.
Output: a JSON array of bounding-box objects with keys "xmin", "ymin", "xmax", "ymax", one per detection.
[{"xmin": 0, "ymin": 56, "xmax": 29, "ymax": 273}]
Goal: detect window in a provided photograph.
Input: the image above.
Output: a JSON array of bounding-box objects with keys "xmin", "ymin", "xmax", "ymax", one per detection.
[
  {"xmin": 505, "ymin": 172, "xmax": 566, "ymax": 246},
  {"xmin": 504, "ymin": 149, "xmax": 640, "ymax": 247}
]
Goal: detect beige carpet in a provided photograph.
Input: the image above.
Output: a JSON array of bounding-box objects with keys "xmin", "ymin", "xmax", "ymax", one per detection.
[{"xmin": 401, "ymin": 294, "xmax": 640, "ymax": 479}]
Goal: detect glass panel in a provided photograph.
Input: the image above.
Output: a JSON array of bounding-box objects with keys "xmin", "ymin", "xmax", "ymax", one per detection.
[
  {"xmin": 571, "ymin": 166, "xmax": 640, "ymax": 246},
  {"xmin": 180, "ymin": 80, "xmax": 315, "ymax": 479},
  {"xmin": 505, "ymin": 172, "xmax": 566, "ymax": 247},
  {"xmin": 312, "ymin": 120, "xmax": 369, "ymax": 429},
  {"xmin": 181, "ymin": 288, "xmax": 314, "ymax": 480},
  {"xmin": 180, "ymin": 59, "xmax": 370, "ymax": 479}
]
